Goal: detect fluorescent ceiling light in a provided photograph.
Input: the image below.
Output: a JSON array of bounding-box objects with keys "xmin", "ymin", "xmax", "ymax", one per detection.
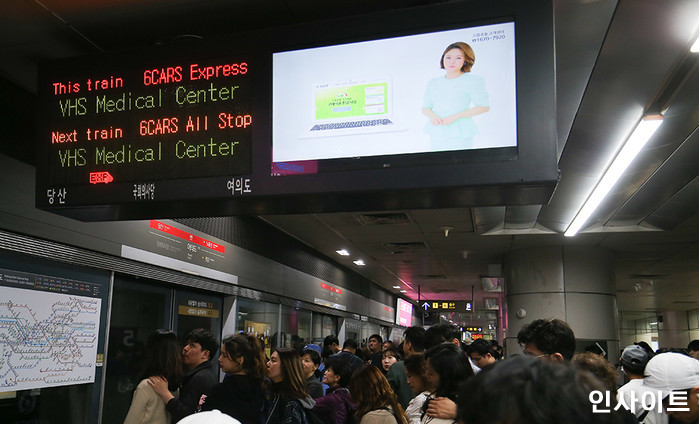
[
  {"xmin": 392, "ymin": 285, "xmax": 401, "ymax": 289},
  {"xmin": 336, "ymin": 249, "xmax": 350, "ymax": 256},
  {"xmin": 353, "ymin": 259, "xmax": 366, "ymax": 266},
  {"xmin": 565, "ymin": 114, "xmax": 663, "ymax": 237},
  {"xmin": 692, "ymin": 34, "xmax": 699, "ymax": 53},
  {"xmin": 400, "ymin": 290, "xmax": 407, "ymax": 293}
]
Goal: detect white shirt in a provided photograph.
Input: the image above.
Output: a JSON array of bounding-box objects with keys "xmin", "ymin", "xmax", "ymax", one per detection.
[
  {"xmin": 405, "ymin": 391, "xmax": 430, "ymax": 424},
  {"xmin": 617, "ymin": 379, "xmax": 668, "ymax": 424}
]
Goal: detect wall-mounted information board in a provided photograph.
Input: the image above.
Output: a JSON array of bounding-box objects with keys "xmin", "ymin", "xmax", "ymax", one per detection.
[
  {"xmin": 0, "ymin": 268, "xmax": 103, "ymax": 391},
  {"xmin": 0, "ymin": 250, "xmax": 111, "ymax": 423},
  {"xmin": 37, "ymin": 51, "xmax": 254, "ymax": 209},
  {"xmin": 36, "ymin": 1, "xmax": 558, "ymax": 221}
]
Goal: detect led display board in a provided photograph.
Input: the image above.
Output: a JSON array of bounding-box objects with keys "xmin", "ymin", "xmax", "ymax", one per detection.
[
  {"xmin": 37, "ymin": 49, "xmax": 255, "ymax": 212},
  {"xmin": 36, "ymin": 1, "xmax": 557, "ymax": 221}
]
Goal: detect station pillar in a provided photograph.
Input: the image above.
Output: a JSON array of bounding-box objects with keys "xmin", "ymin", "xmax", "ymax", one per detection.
[
  {"xmin": 657, "ymin": 310, "xmax": 689, "ymax": 349},
  {"xmin": 503, "ymin": 246, "xmax": 619, "ymax": 359}
]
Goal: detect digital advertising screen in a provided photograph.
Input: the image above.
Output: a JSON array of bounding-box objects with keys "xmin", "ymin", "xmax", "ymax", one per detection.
[
  {"xmin": 396, "ymin": 298, "xmax": 413, "ymax": 327},
  {"xmin": 272, "ymin": 21, "xmax": 516, "ymax": 174}
]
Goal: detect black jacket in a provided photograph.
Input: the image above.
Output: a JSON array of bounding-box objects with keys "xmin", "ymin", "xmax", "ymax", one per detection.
[
  {"xmin": 200, "ymin": 373, "xmax": 266, "ymax": 424},
  {"xmin": 165, "ymin": 361, "xmax": 217, "ymax": 423}
]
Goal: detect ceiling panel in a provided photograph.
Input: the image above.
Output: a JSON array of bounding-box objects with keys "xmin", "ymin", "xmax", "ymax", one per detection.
[{"xmin": 0, "ymin": 0, "xmax": 697, "ymax": 327}]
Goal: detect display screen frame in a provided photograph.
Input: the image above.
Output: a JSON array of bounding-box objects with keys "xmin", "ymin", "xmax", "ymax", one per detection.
[
  {"xmin": 396, "ymin": 297, "xmax": 414, "ymax": 327},
  {"xmin": 271, "ymin": 20, "xmax": 518, "ymax": 175},
  {"xmin": 36, "ymin": 0, "xmax": 557, "ymax": 221}
]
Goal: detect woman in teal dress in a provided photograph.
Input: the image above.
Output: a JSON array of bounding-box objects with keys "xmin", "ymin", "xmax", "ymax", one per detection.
[{"xmin": 422, "ymin": 42, "xmax": 489, "ymax": 151}]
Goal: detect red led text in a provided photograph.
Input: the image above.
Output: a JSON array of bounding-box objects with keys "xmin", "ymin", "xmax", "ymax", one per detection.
[
  {"xmin": 139, "ymin": 118, "xmax": 179, "ymax": 136},
  {"xmin": 89, "ymin": 171, "xmax": 114, "ymax": 184},
  {"xmin": 52, "ymin": 130, "xmax": 78, "ymax": 143},
  {"xmin": 86, "ymin": 127, "xmax": 123, "ymax": 141},
  {"xmin": 190, "ymin": 62, "xmax": 247, "ymax": 81},
  {"xmin": 143, "ymin": 66, "xmax": 183, "ymax": 85},
  {"xmin": 53, "ymin": 81, "xmax": 80, "ymax": 95},
  {"xmin": 87, "ymin": 76, "xmax": 123, "ymax": 91},
  {"xmin": 52, "ymin": 76, "xmax": 124, "ymax": 95},
  {"xmin": 185, "ymin": 115, "xmax": 208, "ymax": 132},
  {"xmin": 218, "ymin": 113, "xmax": 252, "ymax": 129}
]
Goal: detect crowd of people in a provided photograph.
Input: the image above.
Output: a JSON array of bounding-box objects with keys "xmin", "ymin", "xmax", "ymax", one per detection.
[{"xmin": 122, "ymin": 322, "xmax": 699, "ymax": 424}]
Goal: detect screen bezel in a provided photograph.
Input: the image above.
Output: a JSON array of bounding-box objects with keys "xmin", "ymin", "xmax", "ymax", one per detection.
[{"xmin": 270, "ymin": 18, "xmax": 518, "ymax": 175}]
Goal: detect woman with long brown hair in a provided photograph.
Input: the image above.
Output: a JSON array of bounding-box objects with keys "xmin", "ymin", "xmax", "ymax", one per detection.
[
  {"xmin": 403, "ymin": 354, "xmax": 433, "ymax": 424},
  {"xmin": 349, "ymin": 364, "xmax": 408, "ymax": 424},
  {"xmin": 421, "ymin": 343, "xmax": 473, "ymax": 424},
  {"xmin": 198, "ymin": 333, "xmax": 267, "ymax": 424},
  {"xmin": 124, "ymin": 329, "xmax": 182, "ymax": 424},
  {"xmin": 265, "ymin": 347, "xmax": 315, "ymax": 424}
]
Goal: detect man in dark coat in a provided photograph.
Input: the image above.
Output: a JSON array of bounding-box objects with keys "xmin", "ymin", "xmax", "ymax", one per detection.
[{"xmin": 149, "ymin": 328, "xmax": 219, "ymax": 423}]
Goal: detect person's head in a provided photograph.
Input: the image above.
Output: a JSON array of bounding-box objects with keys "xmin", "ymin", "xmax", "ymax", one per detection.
[
  {"xmin": 342, "ymin": 338, "xmax": 358, "ymax": 354},
  {"xmin": 424, "ymin": 323, "xmax": 462, "ymax": 350},
  {"xmin": 267, "ymin": 347, "xmax": 308, "ymax": 399},
  {"xmin": 635, "ymin": 341, "xmax": 655, "ymax": 357},
  {"xmin": 643, "ymin": 352, "xmax": 699, "ymax": 423},
  {"xmin": 440, "ymin": 42, "xmax": 475, "ymax": 73},
  {"xmin": 142, "ymin": 329, "xmax": 182, "ymax": 390},
  {"xmin": 368, "ymin": 334, "xmax": 383, "ymax": 353},
  {"xmin": 572, "ymin": 352, "xmax": 618, "ymax": 394},
  {"xmin": 688, "ymin": 340, "xmax": 699, "ymax": 360},
  {"xmin": 619, "ymin": 344, "xmax": 650, "ymax": 378},
  {"xmin": 176, "ymin": 409, "xmax": 242, "ymax": 424},
  {"xmin": 382, "ymin": 340, "xmax": 395, "ymax": 352},
  {"xmin": 303, "ymin": 343, "xmax": 322, "ymax": 355},
  {"xmin": 517, "ymin": 318, "xmax": 576, "ymax": 361},
  {"xmin": 404, "ymin": 353, "xmax": 432, "ymax": 395},
  {"xmin": 468, "ymin": 338, "xmax": 500, "ymax": 369},
  {"xmin": 403, "ymin": 326, "xmax": 426, "ymax": 355},
  {"xmin": 183, "ymin": 328, "xmax": 218, "ymax": 369},
  {"xmin": 381, "ymin": 346, "xmax": 402, "ymax": 372},
  {"xmin": 301, "ymin": 348, "xmax": 321, "ymax": 379},
  {"xmin": 219, "ymin": 334, "xmax": 266, "ymax": 383},
  {"xmin": 323, "ymin": 357, "xmax": 352, "ymax": 388},
  {"xmin": 456, "ymin": 356, "xmax": 617, "ymax": 424},
  {"xmin": 349, "ymin": 364, "xmax": 407, "ymax": 422},
  {"xmin": 324, "ymin": 335, "xmax": 341, "ymax": 354},
  {"xmin": 584, "ymin": 343, "xmax": 606, "ymax": 356},
  {"xmin": 489, "ymin": 339, "xmax": 503, "ymax": 356},
  {"xmin": 355, "ymin": 346, "xmax": 370, "ymax": 362},
  {"xmin": 424, "ymin": 342, "xmax": 473, "ymax": 399}
]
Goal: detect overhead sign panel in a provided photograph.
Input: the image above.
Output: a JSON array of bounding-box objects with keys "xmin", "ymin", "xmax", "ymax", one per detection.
[
  {"xmin": 422, "ymin": 300, "xmax": 473, "ymax": 312},
  {"xmin": 36, "ymin": 1, "xmax": 557, "ymax": 220}
]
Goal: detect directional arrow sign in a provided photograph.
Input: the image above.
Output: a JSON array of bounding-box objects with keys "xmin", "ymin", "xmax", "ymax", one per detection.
[{"xmin": 423, "ymin": 300, "xmax": 472, "ymax": 312}]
